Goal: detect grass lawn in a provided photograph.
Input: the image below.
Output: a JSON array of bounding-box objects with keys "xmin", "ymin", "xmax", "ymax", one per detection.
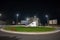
[{"xmin": 4, "ymin": 26, "xmax": 56, "ymax": 32}]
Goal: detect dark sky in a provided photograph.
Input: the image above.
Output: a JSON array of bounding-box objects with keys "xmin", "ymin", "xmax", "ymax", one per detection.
[{"xmin": 0, "ymin": 0, "xmax": 60, "ymax": 24}]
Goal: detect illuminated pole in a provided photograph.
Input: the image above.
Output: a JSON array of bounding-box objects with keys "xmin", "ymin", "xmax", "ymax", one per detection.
[
  {"xmin": 0, "ymin": 13, "xmax": 2, "ymax": 28},
  {"xmin": 45, "ymin": 14, "xmax": 49, "ymax": 26},
  {"xmin": 26, "ymin": 17, "xmax": 30, "ymax": 25},
  {"xmin": 16, "ymin": 13, "xmax": 19, "ymax": 24},
  {"xmin": 0, "ymin": 13, "xmax": 2, "ymax": 20}
]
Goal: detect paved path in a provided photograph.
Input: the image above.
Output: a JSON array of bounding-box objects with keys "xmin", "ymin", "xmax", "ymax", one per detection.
[{"xmin": 0, "ymin": 25, "xmax": 60, "ymax": 40}]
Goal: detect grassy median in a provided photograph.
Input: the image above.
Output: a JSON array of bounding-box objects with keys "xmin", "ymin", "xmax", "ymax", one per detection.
[{"xmin": 4, "ymin": 26, "xmax": 56, "ymax": 32}]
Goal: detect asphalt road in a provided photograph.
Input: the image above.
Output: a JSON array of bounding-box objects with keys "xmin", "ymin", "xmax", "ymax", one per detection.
[
  {"xmin": 0, "ymin": 25, "xmax": 60, "ymax": 40},
  {"xmin": 0, "ymin": 31, "xmax": 60, "ymax": 40}
]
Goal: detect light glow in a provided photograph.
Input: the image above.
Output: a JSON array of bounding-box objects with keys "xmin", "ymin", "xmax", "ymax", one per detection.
[
  {"xmin": 16, "ymin": 13, "xmax": 19, "ymax": 17},
  {"xmin": 26, "ymin": 17, "xmax": 30, "ymax": 21},
  {"xmin": 45, "ymin": 15, "xmax": 48, "ymax": 18}
]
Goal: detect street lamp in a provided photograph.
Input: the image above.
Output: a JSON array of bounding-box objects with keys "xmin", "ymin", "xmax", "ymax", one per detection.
[
  {"xmin": 26, "ymin": 17, "xmax": 30, "ymax": 25},
  {"xmin": 0, "ymin": 13, "xmax": 2, "ymax": 21},
  {"xmin": 16, "ymin": 13, "xmax": 19, "ymax": 24},
  {"xmin": 45, "ymin": 14, "xmax": 49, "ymax": 26}
]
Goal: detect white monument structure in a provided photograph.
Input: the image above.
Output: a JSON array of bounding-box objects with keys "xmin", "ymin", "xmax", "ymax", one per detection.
[
  {"xmin": 27, "ymin": 16, "xmax": 39, "ymax": 27},
  {"xmin": 27, "ymin": 21, "xmax": 36, "ymax": 26}
]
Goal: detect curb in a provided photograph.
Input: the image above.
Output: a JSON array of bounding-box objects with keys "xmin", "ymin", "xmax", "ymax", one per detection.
[{"xmin": 0, "ymin": 29, "xmax": 60, "ymax": 35}]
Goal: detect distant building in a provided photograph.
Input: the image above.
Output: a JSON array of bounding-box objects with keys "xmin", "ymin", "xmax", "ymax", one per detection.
[
  {"xmin": 0, "ymin": 20, "xmax": 6, "ymax": 25},
  {"xmin": 12, "ymin": 21, "xmax": 15, "ymax": 24},
  {"xmin": 0, "ymin": 20, "xmax": 6, "ymax": 28},
  {"xmin": 49, "ymin": 19, "xmax": 57, "ymax": 25},
  {"xmin": 21, "ymin": 20, "xmax": 28, "ymax": 25}
]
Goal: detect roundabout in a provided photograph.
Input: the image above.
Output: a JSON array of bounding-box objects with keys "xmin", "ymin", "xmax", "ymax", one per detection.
[
  {"xmin": 0, "ymin": 25, "xmax": 60, "ymax": 40},
  {"xmin": 0, "ymin": 25, "xmax": 60, "ymax": 35},
  {"xmin": 0, "ymin": 28, "xmax": 60, "ymax": 35}
]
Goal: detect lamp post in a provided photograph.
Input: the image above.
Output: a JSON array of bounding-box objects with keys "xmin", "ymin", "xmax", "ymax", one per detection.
[
  {"xmin": 45, "ymin": 14, "xmax": 49, "ymax": 26},
  {"xmin": 16, "ymin": 13, "xmax": 19, "ymax": 24},
  {"xmin": 0, "ymin": 13, "xmax": 2, "ymax": 20},
  {"xmin": 0, "ymin": 13, "xmax": 2, "ymax": 28},
  {"xmin": 26, "ymin": 17, "xmax": 30, "ymax": 25}
]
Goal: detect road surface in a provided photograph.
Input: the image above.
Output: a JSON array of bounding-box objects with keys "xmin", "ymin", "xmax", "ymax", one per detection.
[{"xmin": 0, "ymin": 31, "xmax": 60, "ymax": 40}]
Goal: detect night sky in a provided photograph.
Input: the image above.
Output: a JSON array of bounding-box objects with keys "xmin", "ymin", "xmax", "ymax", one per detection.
[{"xmin": 0, "ymin": 0, "xmax": 60, "ymax": 24}]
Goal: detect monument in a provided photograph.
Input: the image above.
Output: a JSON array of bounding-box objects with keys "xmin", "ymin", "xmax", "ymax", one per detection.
[{"xmin": 27, "ymin": 16, "xmax": 39, "ymax": 27}]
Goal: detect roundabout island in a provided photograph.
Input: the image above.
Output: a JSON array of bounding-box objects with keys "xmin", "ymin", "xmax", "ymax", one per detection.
[{"xmin": 0, "ymin": 25, "xmax": 60, "ymax": 35}]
